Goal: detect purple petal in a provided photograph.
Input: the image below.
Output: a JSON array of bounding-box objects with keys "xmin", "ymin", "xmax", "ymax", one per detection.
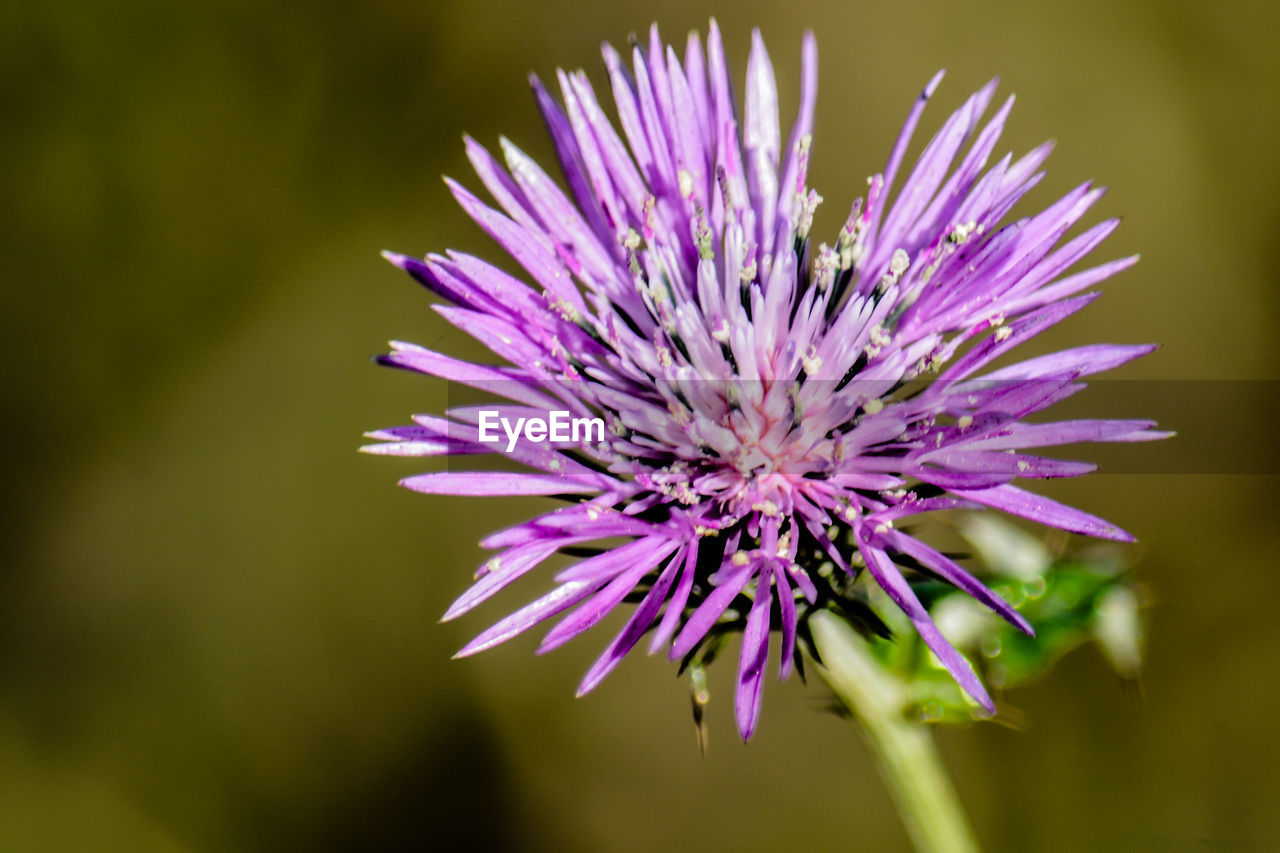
[
  {"xmin": 463, "ymin": 135, "xmax": 549, "ymax": 246},
  {"xmin": 906, "ymin": 94, "xmax": 1014, "ymax": 249},
  {"xmin": 956, "ymin": 484, "xmax": 1135, "ymax": 541},
  {"xmin": 381, "ymin": 251, "xmax": 481, "ymax": 310},
  {"xmin": 682, "ymin": 31, "xmax": 714, "ymax": 152},
  {"xmin": 966, "ymin": 419, "xmax": 1169, "ymax": 450},
  {"xmin": 935, "ymin": 295, "xmax": 1099, "ymax": 384},
  {"xmin": 577, "ymin": 546, "xmax": 687, "ymax": 695},
  {"xmin": 735, "ymin": 577, "xmax": 772, "ymax": 740},
  {"xmin": 1012, "ymin": 218, "xmax": 1120, "ymax": 296},
  {"xmin": 539, "ymin": 539, "xmax": 676, "ymax": 653},
  {"xmin": 644, "ymin": 25, "xmax": 679, "ymax": 166},
  {"xmin": 400, "ymin": 472, "xmax": 599, "ymax": 497},
  {"xmin": 442, "ymin": 540, "xmax": 563, "ymax": 621},
  {"xmin": 501, "ymin": 132, "xmax": 617, "ymax": 282},
  {"xmin": 565, "ymin": 70, "xmax": 649, "ymax": 227},
  {"xmin": 1000, "ymin": 255, "xmax": 1139, "ymax": 316},
  {"xmin": 554, "ymin": 535, "xmax": 680, "ymax": 583},
  {"xmin": 359, "ymin": 436, "xmax": 459, "ymax": 457},
  {"xmin": 436, "ymin": 252, "xmax": 558, "ymax": 330},
  {"xmin": 881, "ymin": 528, "xmax": 1033, "ymax": 635},
  {"xmin": 775, "ymin": 30, "xmax": 818, "ymax": 226},
  {"xmin": 744, "ymin": 29, "xmax": 780, "ymax": 249},
  {"xmin": 869, "ymin": 70, "xmax": 945, "ymax": 247},
  {"xmin": 528, "ymin": 72, "xmax": 614, "ymax": 246},
  {"xmin": 602, "ymin": 41, "xmax": 656, "ymax": 188},
  {"xmin": 628, "ymin": 42, "xmax": 677, "ymax": 195},
  {"xmin": 454, "ymin": 580, "xmax": 601, "ymax": 657},
  {"xmin": 910, "ymin": 466, "xmax": 1014, "ymax": 491},
  {"xmin": 859, "ymin": 534, "xmax": 995, "ymax": 713},
  {"xmin": 556, "ymin": 75, "xmax": 638, "ymax": 257},
  {"xmin": 670, "ymin": 561, "xmax": 753, "ymax": 660},
  {"xmin": 433, "ymin": 305, "xmax": 544, "ymax": 369},
  {"xmin": 445, "ymin": 178, "xmax": 587, "ymax": 313},
  {"xmin": 665, "ymin": 45, "xmax": 710, "ymax": 208},
  {"xmin": 774, "ymin": 565, "xmax": 798, "ymax": 679},
  {"xmin": 979, "ymin": 343, "xmax": 1156, "ymax": 382},
  {"xmin": 376, "ymin": 342, "xmax": 557, "ymax": 409},
  {"xmin": 876, "ymin": 79, "xmax": 997, "ymax": 268},
  {"xmin": 480, "ymin": 505, "xmax": 658, "ymax": 550},
  {"xmin": 648, "ymin": 540, "xmax": 699, "ymax": 653},
  {"xmin": 916, "ymin": 448, "xmax": 1096, "ymax": 479}
]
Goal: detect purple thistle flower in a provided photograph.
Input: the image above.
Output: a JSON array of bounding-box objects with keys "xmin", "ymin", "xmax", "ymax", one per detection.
[{"xmin": 366, "ymin": 22, "xmax": 1167, "ymax": 740}]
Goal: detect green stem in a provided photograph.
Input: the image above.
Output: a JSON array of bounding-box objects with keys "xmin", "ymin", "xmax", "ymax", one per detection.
[{"xmin": 810, "ymin": 610, "xmax": 981, "ymax": 853}]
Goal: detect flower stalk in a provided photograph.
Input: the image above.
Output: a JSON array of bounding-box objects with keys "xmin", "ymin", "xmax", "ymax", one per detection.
[{"xmin": 811, "ymin": 610, "xmax": 981, "ymax": 853}]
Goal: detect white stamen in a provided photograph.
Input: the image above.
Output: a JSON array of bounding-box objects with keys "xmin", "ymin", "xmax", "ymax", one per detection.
[
  {"xmin": 890, "ymin": 248, "xmax": 910, "ymax": 276},
  {"xmin": 801, "ymin": 345, "xmax": 823, "ymax": 375},
  {"xmin": 678, "ymin": 169, "xmax": 694, "ymax": 200}
]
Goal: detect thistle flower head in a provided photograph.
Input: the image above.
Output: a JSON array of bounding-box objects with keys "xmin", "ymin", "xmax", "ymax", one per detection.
[{"xmin": 366, "ymin": 22, "xmax": 1167, "ymax": 740}]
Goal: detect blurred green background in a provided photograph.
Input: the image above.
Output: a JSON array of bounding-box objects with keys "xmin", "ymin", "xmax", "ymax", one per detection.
[{"xmin": 4, "ymin": 0, "xmax": 1279, "ymax": 849}]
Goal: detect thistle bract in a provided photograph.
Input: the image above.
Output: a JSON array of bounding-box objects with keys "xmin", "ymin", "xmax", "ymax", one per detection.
[{"xmin": 366, "ymin": 22, "xmax": 1166, "ymax": 739}]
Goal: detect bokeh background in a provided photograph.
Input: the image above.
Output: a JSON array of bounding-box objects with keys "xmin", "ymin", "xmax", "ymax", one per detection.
[{"xmin": 4, "ymin": 0, "xmax": 1279, "ymax": 849}]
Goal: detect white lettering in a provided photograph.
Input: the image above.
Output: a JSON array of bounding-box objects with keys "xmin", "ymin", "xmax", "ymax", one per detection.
[
  {"xmin": 549, "ymin": 411, "xmax": 570, "ymax": 442},
  {"xmin": 476, "ymin": 410, "xmax": 607, "ymax": 452},
  {"xmin": 478, "ymin": 411, "xmax": 499, "ymax": 443},
  {"xmin": 502, "ymin": 417, "xmax": 526, "ymax": 453},
  {"xmin": 572, "ymin": 416, "xmax": 604, "ymax": 443}
]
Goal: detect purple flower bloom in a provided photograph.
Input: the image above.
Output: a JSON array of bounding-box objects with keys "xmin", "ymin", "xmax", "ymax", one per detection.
[{"xmin": 366, "ymin": 22, "xmax": 1167, "ymax": 740}]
